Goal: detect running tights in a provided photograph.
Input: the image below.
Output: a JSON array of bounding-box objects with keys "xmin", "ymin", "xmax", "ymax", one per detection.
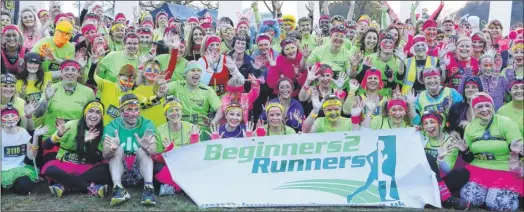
[{"xmin": 44, "ymin": 163, "xmax": 111, "ymax": 192}]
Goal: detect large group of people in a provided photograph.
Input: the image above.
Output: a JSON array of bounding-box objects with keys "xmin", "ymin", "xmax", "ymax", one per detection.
[{"xmin": 1, "ymin": 0, "xmax": 523, "ymax": 210}]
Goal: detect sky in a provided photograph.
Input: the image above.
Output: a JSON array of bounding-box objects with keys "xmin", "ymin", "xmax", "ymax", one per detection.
[{"xmin": 58, "ymin": 1, "xmax": 468, "ymax": 17}]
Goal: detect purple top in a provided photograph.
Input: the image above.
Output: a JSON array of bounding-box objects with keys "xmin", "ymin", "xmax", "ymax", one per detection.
[
  {"xmin": 219, "ymin": 124, "xmax": 246, "ymax": 139},
  {"xmin": 259, "ymin": 98, "xmax": 304, "ymax": 132},
  {"xmin": 480, "ymin": 75, "xmax": 508, "ymax": 111}
]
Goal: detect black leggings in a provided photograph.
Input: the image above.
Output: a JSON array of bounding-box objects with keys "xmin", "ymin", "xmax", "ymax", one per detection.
[
  {"xmin": 44, "ymin": 163, "xmax": 111, "ymax": 192},
  {"xmin": 10, "ymin": 176, "xmax": 37, "ymax": 195},
  {"xmin": 426, "ymin": 153, "xmax": 470, "ymax": 196}
]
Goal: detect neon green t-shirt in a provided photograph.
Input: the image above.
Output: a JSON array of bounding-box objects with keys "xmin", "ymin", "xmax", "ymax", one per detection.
[
  {"xmin": 313, "ymin": 117, "xmax": 352, "ymax": 133},
  {"xmin": 300, "ymin": 34, "xmax": 318, "ymax": 50},
  {"xmin": 165, "ymin": 81, "xmax": 221, "ymax": 126},
  {"xmin": 357, "ymin": 53, "xmax": 401, "ymax": 96},
  {"xmin": 370, "ymin": 116, "xmax": 407, "ymax": 130},
  {"xmin": 96, "ymin": 51, "xmax": 139, "ymax": 83},
  {"xmin": 307, "ymin": 45, "xmax": 351, "ymax": 74},
  {"xmin": 156, "ymin": 121, "xmax": 198, "ymax": 152},
  {"xmin": 31, "ymin": 37, "xmax": 75, "ymax": 74},
  {"xmin": 264, "ymin": 125, "xmax": 297, "ymax": 136},
  {"xmin": 15, "ymin": 72, "xmax": 53, "ymax": 127},
  {"xmin": 464, "ymin": 115, "xmax": 523, "ymax": 171},
  {"xmin": 133, "ymin": 85, "xmax": 166, "ymax": 127},
  {"xmin": 497, "ymin": 101, "xmax": 524, "ymax": 137},
  {"xmin": 322, "ymin": 37, "xmax": 352, "ymax": 50},
  {"xmin": 155, "ymin": 54, "xmax": 188, "ymax": 82},
  {"xmin": 424, "ymin": 133, "xmax": 459, "ymax": 171},
  {"xmin": 108, "ymin": 39, "xmax": 124, "ymax": 52},
  {"xmin": 103, "ymin": 116, "xmax": 159, "ymax": 154},
  {"xmin": 53, "ymin": 120, "xmax": 103, "ymax": 163},
  {"xmin": 40, "ymin": 82, "xmax": 96, "ymax": 139}
]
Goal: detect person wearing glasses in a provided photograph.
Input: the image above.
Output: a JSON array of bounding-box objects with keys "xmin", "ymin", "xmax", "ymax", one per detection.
[
  {"xmin": 96, "ymin": 33, "xmax": 140, "ymax": 83},
  {"xmin": 31, "ymin": 20, "xmax": 75, "ymax": 75},
  {"xmin": 308, "ymin": 25, "xmax": 353, "ymax": 79}
]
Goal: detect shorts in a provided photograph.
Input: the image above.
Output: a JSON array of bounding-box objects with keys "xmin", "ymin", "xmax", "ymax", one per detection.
[{"xmin": 122, "ymin": 155, "xmax": 143, "ymax": 186}]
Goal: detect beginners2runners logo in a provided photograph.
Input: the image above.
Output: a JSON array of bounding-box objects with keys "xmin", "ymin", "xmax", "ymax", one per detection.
[{"xmin": 274, "ymin": 136, "xmax": 400, "ymax": 205}]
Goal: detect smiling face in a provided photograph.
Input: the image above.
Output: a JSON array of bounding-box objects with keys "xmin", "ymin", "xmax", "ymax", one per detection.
[
  {"xmin": 474, "ymin": 102, "xmax": 493, "ymax": 122},
  {"xmin": 234, "ymin": 39, "xmax": 247, "ymax": 54},
  {"xmin": 1, "ymin": 15, "xmax": 11, "ymax": 26},
  {"xmin": 318, "ymin": 73, "xmax": 333, "ymax": 87},
  {"xmin": 112, "ymin": 27, "xmax": 125, "ymax": 41},
  {"xmin": 380, "ymin": 38, "xmax": 395, "ymax": 53},
  {"xmin": 1, "ymin": 113, "xmax": 20, "ymax": 128},
  {"xmin": 357, "ymin": 22, "xmax": 369, "ymax": 34},
  {"xmin": 83, "ymin": 29, "xmax": 96, "ymax": 41},
  {"xmin": 331, "ymin": 32, "xmax": 344, "ymax": 48},
  {"xmin": 3, "ymin": 30, "xmax": 19, "ymax": 48},
  {"xmin": 237, "ymin": 24, "xmax": 249, "ymax": 36},
  {"xmin": 116, "ymin": 18, "xmax": 126, "ymax": 24},
  {"xmin": 424, "ymin": 27, "xmax": 437, "ymax": 41},
  {"xmin": 220, "ymin": 26, "xmax": 235, "ymax": 41},
  {"xmin": 442, "ymin": 22, "xmax": 454, "ymax": 33},
  {"xmin": 85, "ymin": 106, "xmax": 102, "ymax": 128},
  {"xmin": 480, "ymin": 57, "xmax": 495, "ymax": 76},
  {"xmin": 324, "ymin": 105, "xmax": 342, "ymax": 122},
  {"xmin": 226, "ymin": 107, "xmax": 243, "ymax": 128},
  {"xmin": 413, "ymin": 42, "xmax": 428, "ymax": 57},
  {"xmin": 121, "ymin": 104, "xmax": 140, "ymax": 126},
  {"xmin": 457, "ymin": 41, "xmax": 472, "ymax": 59},
  {"xmin": 366, "ymin": 75, "xmax": 380, "ymax": 90},
  {"xmin": 158, "ymin": 15, "xmax": 168, "ymax": 27},
  {"xmin": 513, "ymin": 48, "xmax": 524, "ymax": 66},
  {"xmin": 39, "ymin": 13, "xmax": 50, "ymax": 25},
  {"xmin": 192, "ymin": 29, "xmax": 204, "ymax": 45},
  {"xmin": 258, "ymin": 40, "xmax": 270, "ymax": 54},
  {"xmin": 364, "ymin": 32, "xmax": 378, "ymax": 50},
  {"xmin": 139, "ymin": 33, "xmax": 152, "ymax": 47},
  {"xmin": 510, "ymin": 84, "xmax": 524, "ymax": 101},
  {"xmin": 118, "ymin": 74, "xmax": 135, "ymax": 90},
  {"xmin": 278, "ymin": 80, "xmax": 293, "ymax": 99},
  {"xmin": 1, "ymin": 84, "xmax": 15, "ymax": 99},
  {"xmin": 144, "ymin": 62, "xmax": 159, "ymax": 82},
  {"xmin": 186, "ymin": 68, "xmax": 202, "ymax": 86},
  {"xmin": 389, "ymin": 105, "xmax": 406, "ymax": 124},
  {"xmin": 423, "ymin": 117, "xmax": 440, "ymax": 137},
  {"xmin": 61, "ymin": 66, "xmax": 80, "ymax": 82},
  {"xmin": 26, "ymin": 62, "xmax": 40, "ymax": 74},
  {"xmin": 267, "ymin": 107, "xmax": 283, "ymax": 128},
  {"xmin": 388, "ymin": 28, "xmax": 399, "ymax": 44},
  {"xmin": 319, "ymin": 19, "xmax": 330, "ymax": 31},
  {"xmin": 299, "ymin": 21, "xmax": 311, "ymax": 35},
  {"xmin": 204, "ymin": 27, "xmax": 215, "ymax": 35},
  {"xmin": 22, "ymin": 11, "xmax": 35, "ymax": 28},
  {"xmin": 283, "ymin": 22, "xmax": 293, "ymax": 33},
  {"xmin": 124, "ymin": 37, "xmax": 139, "ymax": 55},
  {"xmin": 283, "ymin": 43, "xmax": 297, "ymax": 59},
  {"xmin": 49, "ymin": 3, "xmax": 61, "ymax": 17},
  {"xmin": 464, "ymin": 83, "xmax": 480, "ymax": 100},
  {"xmin": 489, "ymin": 25, "xmax": 502, "ymax": 39},
  {"xmin": 346, "ymin": 29, "xmax": 356, "ymax": 40},
  {"xmin": 472, "ymin": 39, "xmax": 485, "ymax": 52},
  {"xmin": 165, "ymin": 105, "xmax": 182, "ymax": 123},
  {"xmin": 424, "ymin": 75, "xmax": 441, "ymax": 91}
]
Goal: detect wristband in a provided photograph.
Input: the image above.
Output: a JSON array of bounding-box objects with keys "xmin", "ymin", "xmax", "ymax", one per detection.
[
  {"xmin": 31, "ymin": 145, "xmax": 39, "ymax": 151},
  {"xmin": 351, "ymin": 115, "xmax": 361, "ymax": 124},
  {"xmin": 210, "ymin": 132, "xmax": 220, "ymax": 140},
  {"xmin": 190, "ymin": 133, "xmax": 199, "ymax": 144},
  {"xmin": 256, "ymin": 127, "xmax": 267, "ymax": 137},
  {"xmin": 164, "ymin": 143, "xmax": 175, "ymax": 152},
  {"xmin": 310, "ymin": 112, "xmax": 318, "ymax": 119},
  {"xmin": 245, "ymin": 130, "xmax": 254, "ymax": 138},
  {"xmin": 51, "ymin": 133, "xmax": 62, "ymax": 143}
]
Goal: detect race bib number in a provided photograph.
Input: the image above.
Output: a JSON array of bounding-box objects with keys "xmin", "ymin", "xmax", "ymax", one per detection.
[
  {"xmin": 474, "ymin": 152, "xmax": 496, "ymax": 161},
  {"xmin": 48, "ymin": 62, "xmax": 60, "ymax": 72},
  {"xmin": 214, "ymin": 84, "xmax": 225, "ymax": 94},
  {"xmin": 3, "ymin": 144, "xmax": 27, "ymax": 157},
  {"xmin": 107, "ymin": 105, "xmax": 120, "ymax": 119},
  {"xmin": 63, "ymin": 152, "xmax": 85, "ymax": 163},
  {"xmin": 425, "ymin": 148, "xmax": 438, "ymax": 158}
]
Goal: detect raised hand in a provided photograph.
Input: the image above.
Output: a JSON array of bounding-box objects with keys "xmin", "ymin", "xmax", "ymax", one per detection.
[
  {"xmin": 206, "ymin": 124, "xmax": 224, "ymax": 140},
  {"xmin": 105, "ymin": 130, "xmax": 121, "ymax": 152},
  {"xmin": 251, "ymin": 1, "xmax": 258, "ymax": 9},
  {"xmin": 362, "ymin": 56, "xmax": 373, "ymax": 67},
  {"xmin": 85, "ymin": 128, "xmax": 100, "ymax": 142},
  {"xmin": 19, "ymin": 84, "xmax": 27, "ymax": 99},
  {"xmin": 190, "ymin": 125, "xmax": 201, "ymax": 144},
  {"xmin": 349, "ymin": 79, "xmax": 360, "ymax": 96},
  {"xmin": 305, "ymin": 1, "xmax": 315, "ymax": 13},
  {"xmin": 451, "ymin": 134, "xmax": 468, "ymax": 152},
  {"xmin": 437, "ymin": 146, "xmax": 451, "ymax": 160},
  {"xmin": 242, "ymin": 121, "xmax": 256, "ymax": 137},
  {"xmin": 273, "ymin": 0, "xmax": 284, "ymax": 12},
  {"xmin": 42, "ymin": 46, "xmax": 57, "ymax": 61},
  {"xmin": 225, "ymin": 55, "xmax": 238, "ymax": 72},
  {"xmin": 510, "ymin": 139, "xmax": 524, "ymax": 155},
  {"xmin": 350, "ymin": 51, "xmax": 363, "ymax": 67},
  {"xmin": 55, "ymin": 117, "xmax": 69, "ymax": 137},
  {"xmin": 162, "ymin": 137, "xmax": 174, "ymax": 148},
  {"xmin": 265, "ymin": 53, "xmax": 276, "ymax": 67},
  {"xmin": 292, "ymin": 64, "xmax": 300, "ymax": 75},
  {"xmin": 311, "ymin": 88, "xmax": 323, "ymax": 111},
  {"xmin": 302, "ymin": 44, "xmax": 311, "ymax": 58},
  {"xmin": 392, "ymin": 85, "xmax": 402, "ymax": 99},
  {"xmin": 315, "ymin": 35, "xmax": 323, "ymax": 46},
  {"xmin": 364, "ymin": 100, "xmax": 377, "ymax": 115},
  {"xmin": 45, "ymin": 82, "xmax": 57, "ymax": 100},
  {"xmin": 351, "ymin": 100, "xmax": 365, "ymax": 117},
  {"xmin": 156, "ymin": 84, "xmax": 168, "ymax": 97},
  {"xmin": 251, "ymin": 56, "xmax": 264, "ymax": 70},
  {"xmin": 306, "ymin": 65, "xmax": 320, "ymax": 82},
  {"xmin": 34, "ymin": 125, "xmax": 49, "ymax": 137},
  {"xmin": 135, "ymin": 129, "xmax": 155, "ymax": 149},
  {"xmin": 248, "ymin": 73, "xmax": 258, "ymax": 85},
  {"xmin": 334, "ymin": 72, "xmax": 348, "ymax": 89},
  {"xmin": 24, "ymin": 100, "xmax": 39, "ymax": 117},
  {"xmin": 255, "ymin": 119, "xmax": 267, "ymax": 136},
  {"xmin": 292, "ymin": 109, "xmax": 302, "ymax": 122}
]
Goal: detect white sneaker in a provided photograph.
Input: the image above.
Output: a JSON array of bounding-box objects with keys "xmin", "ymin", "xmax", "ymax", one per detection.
[{"xmin": 159, "ymin": 184, "xmax": 176, "ymax": 196}]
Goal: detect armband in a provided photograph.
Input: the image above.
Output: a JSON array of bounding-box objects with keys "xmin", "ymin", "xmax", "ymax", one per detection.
[{"xmin": 51, "ymin": 133, "xmax": 62, "ymax": 143}]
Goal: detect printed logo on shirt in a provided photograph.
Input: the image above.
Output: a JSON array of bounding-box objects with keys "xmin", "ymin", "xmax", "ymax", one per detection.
[
  {"xmin": 423, "ymin": 97, "xmax": 450, "ymax": 113},
  {"xmin": 25, "ymin": 92, "xmax": 42, "ymax": 102},
  {"xmin": 474, "ymin": 152, "xmax": 496, "ymax": 161},
  {"xmin": 3, "ymin": 144, "xmax": 27, "ymax": 157},
  {"xmin": 183, "ymin": 114, "xmax": 200, "ymax": 124},
  {"xmin": 121, "ymin": 137, "xmax": 139, "ymax": 154},
  {"xmin": 191, "ymin": 99, "xmax": 204, "ymax": 107},
  {"xmin": 424, "ymin": 148, "xmax": 438, "ymax": 158},
  {"xmin": 107, "ymin": 105, "xmax": 121, "ymax": 119}
]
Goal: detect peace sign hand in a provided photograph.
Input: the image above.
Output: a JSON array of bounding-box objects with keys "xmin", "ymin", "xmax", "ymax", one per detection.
[
  {"xmin": 248, "ymin": 73, "xmax": 258, "ymax": 85},
  {"xmin": 255, "ymin": 119, "xmax": 267, "ymax": 136}
]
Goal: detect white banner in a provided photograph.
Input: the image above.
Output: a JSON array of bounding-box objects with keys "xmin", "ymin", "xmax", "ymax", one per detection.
[{"xmin": 163, "ymin": 128, "xmax": 441, "ymax": 209}]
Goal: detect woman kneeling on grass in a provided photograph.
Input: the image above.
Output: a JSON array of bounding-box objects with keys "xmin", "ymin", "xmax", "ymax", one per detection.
[{"xmin": 41, "ymin": 100, "xmax": 111, "ymax": 198}]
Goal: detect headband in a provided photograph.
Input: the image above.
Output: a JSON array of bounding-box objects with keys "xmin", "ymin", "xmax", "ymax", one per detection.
[
  {"xmin": 84, "ymin": 102, "xmax": 104, "ymax": 116},
  {"xmin": 236, "ymin": 20, "xmax": 249, "ymax": 29},
  {"xmin": 138, "ymin": 28, "xmax": 152, "ymax": 35},
  {"xmin": 92, "ymin": 5, "xmax": 103, "ymax": 12},
  {"xmin": 1, "ymin": 74, "xmax": 16, "ymax": 85},
  {"xmin": 205, "ymin": 36, "xmax": 221, "ymax": 49},
  {"xmin": 115, "ymin": 13, "xmax": 126, "ymax": 21},
  {"xmin": 256, "ymin": 34, "xmax": 271, "ymax": 43},
  {"xmin": 201, "ymin": 22, "xmax": 213, "ymax": 29},
  {"xmin": 361, "ymin": 69, "xmax": 384, "ymax": 90},
  {"xmin": 142, "ymin": 20, "xmax": 154, "ymax": 27},
  {"xmin": 54, "ymin": 13, "xmax": 67, "ymax": 25},
  {"xmin": 120, "ymin": 98, "xmax": 139, "ymax": 110},
  {"xmin": 1, "ymin": 105, "xmax": 19, "ymax": 117},
  {"xmin": 81, "ymin": 24, "xmax": 97, "ymax": 35},
  {"xmin": 226, "ymin": 85, "xmax": 244, "ymax": 93},
  {"xmin": 164, "ymin": 25, "xmax": 179, "ymax": 36},
  {"xmin": 319, "ymin": 15, "xmax": 330, "ymax": 21},
  {"xmin": 471, "ymin": 33, "xmax": 482, "ymax": 41},
  {"xmin": 111, "ymin": 23, "xmax": 125, "ymax": 32},
  {"xmin": 421, "ymin": 113, "xmax": 443, "ymax": 125},
  {"xmin": 226, "ymin": 104, "xmax": 244, "ymax": 114},
  {"xmin": 465, "ymin": 80, "xmax": 479, "ymax": 87},
  {"xmin": 60, "ymin": 60, "xmax": 81, "ymax": 70},
  {"xmin": 322, "ymin": 99, "xmax": 342, "ymax": 109},
  {"xmin": 37, "ymin": 9, "xmax": 49, "ymax": 18},
  {"xmin": 387, "ymin": 99, "xmax": 407, "ymax": 111},
  {"xmin": 357, "ymin": 19, "xmax": 369, "ymax": 26},
  {"xmin": 471, "ymin": 93, "xmax": 493, "ymax": 109},
  {"xmin": 422, "ymin": 68, "xmax": 440, "ymax": 78},
  {"xmin": 163, "ymin": 101, "xmax": 182, "ymax": 113},
  {"xmin": 316, "ymin": 63, "xmax": 334, "ymax": 76},
  {"xmin": 280, "ymin": 38, "xmax": 297, "ymax": 50},
  {"xmin": 2, "ymin": 24, "xmax": 21, "ymax": 35},
  {"xmin": 512, "ymin": 39, "xmax": 524, "ymax": 52},
  {"xmin": 266, "ymin": 103, "xmax": 284, "ymax": 114},
  {"xmin": 422, "ymin": 20, "xmax": 437, "ymax": 31},
  {"xmin": 509, "ymin": 80, "xmax": 524, "ymax": 90},
  {"xmin": 188, "ymin": 17, "xmax": 199, "ymax": 24}
]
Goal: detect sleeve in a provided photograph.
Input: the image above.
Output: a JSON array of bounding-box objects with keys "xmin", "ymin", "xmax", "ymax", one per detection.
[
  {"xmin": 247, "ymin": 83, "xmax": 260, "ymax": 105},
  {"xmin": 79, "ymin": 8, "xmax": 88, "ymax": 24},
  {"xmin": 306, "ymin": 47, "xmax": 321, "ymax": 65},
  {"xmin": 207, "ymin": 87, "xmax": 222, "ymax": 111},
  {"xmin": 166, "ymin": 81, "xmax": 178, "ymax": 96},
  {"xmin": 198, "ymin": 57, "xmax": 212, "ymax": 85},
  {"xmin": 266, "ymin": 60, "xmax": 282, "ymax": 91},
  {"xmin": 96, "ymin": 54, "xmax": 112, "ymax": 80},
  {"xmin": 429, "ymin": 2, "xmax": 444, "ymax": 21},
  {"xmin": 164, "ymin": 49, "xmax": 179, "ymax": 81},
  {"xmin": 450, "ymin": 89, "xmax": 464, "ymax": 104},
  {"xmin": 501, "ymin": 117, "xmax": 523, "ymax": 145},
  {"xmin": 464, "ymin": 124, "xmax": 473, "ymax": 147}
]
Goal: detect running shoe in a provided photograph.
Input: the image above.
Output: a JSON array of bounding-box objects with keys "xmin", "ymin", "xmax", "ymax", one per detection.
[
  {"xmin": 88, "ymin": 183, "xmax": 107, "ymax": 198},
  {"xmin": 49, "ymin": 184, "xmax": 65, "ymax": 198},
  {"xmin": 159, "ymin": 184, "xmax": 176, "ymax": 196},
  {"xmin": 110, "ymin": 185, "xmax": 131, "ymax": 206},
  {"xmin": 141, "ymin": 185, "xmax": 156, "ymax": 205},
  {"xmin": 442, "ymin": 196, "xmax": 471, "ymax": 210}
]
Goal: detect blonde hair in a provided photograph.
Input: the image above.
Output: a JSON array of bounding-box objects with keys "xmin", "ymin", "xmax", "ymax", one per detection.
[
  {"xmin": 18, "ymin": 7, "xmax": 44, "ymax": 38},
  {"xmin": 227, "ymin": 75, "xmax": 245, "ymax": 86}
]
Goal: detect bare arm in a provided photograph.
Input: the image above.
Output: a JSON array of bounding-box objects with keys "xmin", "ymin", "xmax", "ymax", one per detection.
[{"xmin": 347, "ymin": 1, "xmax": 356, "ymax": 21}]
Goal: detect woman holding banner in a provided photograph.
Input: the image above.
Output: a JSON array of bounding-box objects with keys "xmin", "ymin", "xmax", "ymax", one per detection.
[
  {"xmin": 153, "ymin": 96, "xmax": 200, "ymax": 196},
  {"xmin": 457, "ymin": 92, "xmax": 523, "ymax": 211},
  {"xmin": 254, "ymin": 102, "xmax": 296, "ymax": 136}
]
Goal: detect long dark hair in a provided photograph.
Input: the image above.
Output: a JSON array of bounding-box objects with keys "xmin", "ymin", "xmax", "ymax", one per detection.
[
  {"xmin": 359, "ymin": 28, "xmax": 379, "ymax": 53},
  {"xmin": 75, "ymin": 100, "xmax": 105, "ymax": 163},
  {"xmin": 19, "ymin": 61, "xmax": 45, "ymax": 90}
]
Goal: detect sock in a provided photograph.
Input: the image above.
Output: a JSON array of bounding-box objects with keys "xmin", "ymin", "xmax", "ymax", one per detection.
[
  {"xmin": 438, "ymin": 181, "xmax": 451, "ymax": 201},
  {"xmin": 144, "ymin": 182, "xmax": 154, "ymax": 189}
]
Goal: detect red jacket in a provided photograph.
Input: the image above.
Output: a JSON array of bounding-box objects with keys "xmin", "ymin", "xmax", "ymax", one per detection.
[{"xmin": 267, "ymin": 52, "xmax": 307, "ymax": 97}]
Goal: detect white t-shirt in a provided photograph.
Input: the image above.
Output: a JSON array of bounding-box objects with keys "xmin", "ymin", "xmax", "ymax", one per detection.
[{"xmin": 1, "ymin": 127, "xmax": 32, "ymax": 171}]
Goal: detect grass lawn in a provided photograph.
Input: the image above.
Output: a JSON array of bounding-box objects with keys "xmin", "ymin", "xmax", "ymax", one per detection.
[{"xmin": 1, "ymin": 182, "xmax": 447, "ymax": 211}]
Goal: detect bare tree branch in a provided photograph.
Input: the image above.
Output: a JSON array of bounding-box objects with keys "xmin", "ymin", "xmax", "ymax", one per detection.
[{"xmin": 263, "ymin": 1, "xmax": 274, "ymax": 15}]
